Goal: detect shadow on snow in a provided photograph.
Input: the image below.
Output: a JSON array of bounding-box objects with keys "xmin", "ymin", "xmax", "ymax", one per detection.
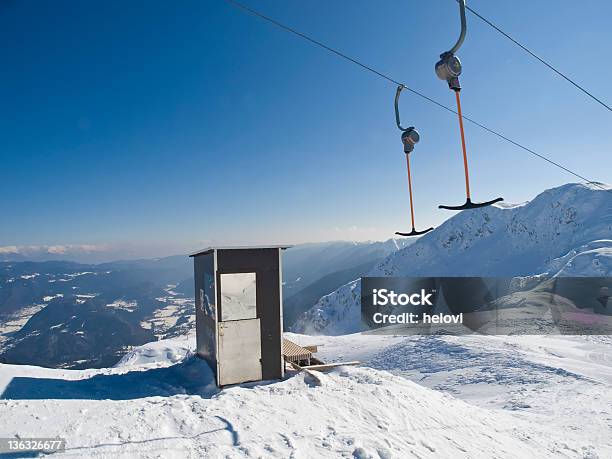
[{"xmin": 0, "ymin": 356, "xmax": 219, "ymax": 401}]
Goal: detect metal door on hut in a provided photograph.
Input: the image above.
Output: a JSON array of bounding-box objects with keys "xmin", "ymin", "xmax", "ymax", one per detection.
[{"xmin": 217, "ymin": 272, "xmax": 262, "ymax": 386}]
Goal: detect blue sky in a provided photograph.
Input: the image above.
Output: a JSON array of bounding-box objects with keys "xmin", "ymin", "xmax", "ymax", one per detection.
[{"xmin": 1, "ymin": 0, "xmax": 610, "ymax": 260}]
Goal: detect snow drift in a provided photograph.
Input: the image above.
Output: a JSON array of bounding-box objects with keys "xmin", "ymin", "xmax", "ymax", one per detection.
[{"xmin": 0, "ymin": 334, "xmax": 582, "ymax": 458}]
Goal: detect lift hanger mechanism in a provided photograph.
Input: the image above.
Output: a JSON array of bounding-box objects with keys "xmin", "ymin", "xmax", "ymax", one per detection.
[
  {"xmin": 394, "ymin": 85, "xmax": 434, "ymax": 237},
  {"xmin": 435, "ymin": 0, "xmax": 503, "ymax": 210}
]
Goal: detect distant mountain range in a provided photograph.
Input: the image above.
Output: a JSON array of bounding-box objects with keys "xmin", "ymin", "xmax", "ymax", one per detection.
[
  {"xmin": 0, "ymin": 256, "xmax": 194, "ymax": 368},
  {"xmin": 293, "ymin": 183, "xmax": 612, "ymax": 335},
  {"xmin": 0, "ymin": 239, "xmax": 408, "ymax": 368}
]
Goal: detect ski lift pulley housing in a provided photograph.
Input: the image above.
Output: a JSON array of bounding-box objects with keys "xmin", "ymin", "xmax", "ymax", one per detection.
[
  {"xmin": 435, "ymin": 52, "xmax": 462, "ymax": 90},
  {"xmin": 401, "ymin": 127, "xmax": 420, "ymax": 154}
]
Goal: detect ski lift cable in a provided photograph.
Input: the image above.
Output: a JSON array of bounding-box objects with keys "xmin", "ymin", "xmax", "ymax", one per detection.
[
  {"xmin": 223, "ymin": 0, "xmax": 609, "ymax": 192},
  {"xmin": 459, "ymin": 0, "xmax": 612, "ymax": 114}
]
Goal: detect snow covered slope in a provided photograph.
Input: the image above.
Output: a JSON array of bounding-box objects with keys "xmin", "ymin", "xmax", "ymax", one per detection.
[
  {"xmin": 0, "ymin": 333, "xmax": 602, "ymax": 458},
  {"xmin": 294, "ymin": 183, "xmax": 612, "ymax": 335},
  {"xmin": 287, "ymin": 332, "xmax": 612, "ymax": 457}
]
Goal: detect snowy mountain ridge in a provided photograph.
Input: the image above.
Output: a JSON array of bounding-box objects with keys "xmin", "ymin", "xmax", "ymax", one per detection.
[{"xmin": 294, "ymin": 183, "xmax": 612, "ymax": 335}]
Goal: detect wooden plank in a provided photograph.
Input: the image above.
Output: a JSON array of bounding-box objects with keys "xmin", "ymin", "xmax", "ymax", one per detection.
[{"xmin": 300, "ymin": 361, "xmax": 360, "ymax": 372}]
